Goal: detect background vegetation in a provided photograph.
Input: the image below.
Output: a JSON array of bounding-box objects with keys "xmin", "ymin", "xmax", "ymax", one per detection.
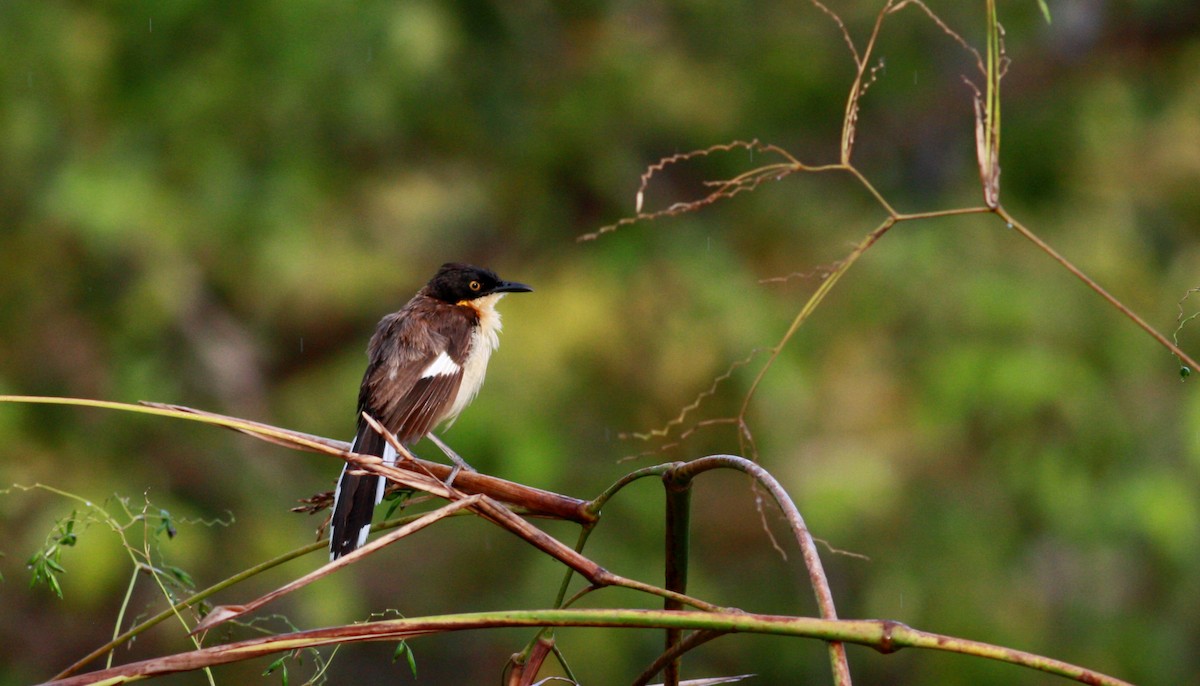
[{"xmin": 2, "ymin": 1, "xmax": 1199, "ymax": 684}]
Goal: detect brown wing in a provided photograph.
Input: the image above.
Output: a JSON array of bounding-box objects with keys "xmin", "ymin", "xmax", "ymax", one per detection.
[{"xmin": 353, "ymin": 298, "xmax": 477, "ymax": 454}]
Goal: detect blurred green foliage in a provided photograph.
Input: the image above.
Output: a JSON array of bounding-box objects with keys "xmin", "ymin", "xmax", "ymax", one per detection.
[{"xmin": 2, "ymin": 1, "xmax": 1200, "ymax": 684}]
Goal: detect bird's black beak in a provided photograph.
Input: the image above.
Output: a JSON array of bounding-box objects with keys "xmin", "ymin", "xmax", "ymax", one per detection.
[{"xmin": 493, "ymin": 280, "xmax": 533, "ymax": 294}]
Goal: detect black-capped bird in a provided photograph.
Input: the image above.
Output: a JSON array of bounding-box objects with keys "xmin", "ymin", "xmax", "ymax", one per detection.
[{"xmin": 329, "ymin": 263, "xmax": 532, "ymax": 559}]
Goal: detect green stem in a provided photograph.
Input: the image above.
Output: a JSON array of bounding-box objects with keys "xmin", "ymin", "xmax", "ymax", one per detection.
[{"xmin": 661, "ymin": 473, "xmax": 693, "ymax": 685}]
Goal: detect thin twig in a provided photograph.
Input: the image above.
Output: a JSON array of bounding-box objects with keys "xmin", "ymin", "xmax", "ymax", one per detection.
[
  {"xmin": 999, "ymin": 209, "xmax": 1200, "ymax": 371},
  {"xmin": 191, "ymin": 498, "xmax": 483, "ymax": 634}
]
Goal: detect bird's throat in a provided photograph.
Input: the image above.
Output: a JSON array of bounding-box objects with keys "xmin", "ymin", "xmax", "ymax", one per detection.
[{"xmin": 445, "ymin": 293, "xmax": 504, "ymax": 423}]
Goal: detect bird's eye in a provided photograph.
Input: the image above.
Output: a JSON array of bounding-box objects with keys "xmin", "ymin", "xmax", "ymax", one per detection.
[{"xmin": 469, "ymin": 280, "xmax": 482, "ymax": 291}]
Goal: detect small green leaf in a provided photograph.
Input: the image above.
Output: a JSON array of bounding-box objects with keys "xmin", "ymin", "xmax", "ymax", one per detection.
[
  {"xmin": 393, "ymin": 640, "xmax": 418, "ymax": 677},
  {"xmin": 263, "ymin": 657, "xmax": 283, "ymax": 675},
  {"xmin": 47, "ymin": 573, "xmax": 63, "ymax": 599},
  {"xmin": 263, "ymin": 656, "xmax": 288, "ymax": 685},
  {"xmin": 165, "ymin": 565, "xmax": 195, "ymax": 589},
  {"xmin": 28, "ymin": 548, "xmax": 65, "ymax": 596},
  {"xmin": 1035, "ymin": 0, "xmax": 1051, "ymax": 23},
  {"xmin": 157, "ymin": 510, "xmax": 178, "ymax": 539}
]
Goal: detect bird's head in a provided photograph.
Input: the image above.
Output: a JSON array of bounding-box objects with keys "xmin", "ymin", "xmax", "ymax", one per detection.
[{"xmin": 426, "ymin": 263, "xmax": 533, "ymax": 304}]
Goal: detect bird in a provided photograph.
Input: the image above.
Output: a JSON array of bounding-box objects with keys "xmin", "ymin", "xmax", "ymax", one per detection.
[{"xmin": 328, "ymin": 262, "xmax": 532, "ymax": 559}]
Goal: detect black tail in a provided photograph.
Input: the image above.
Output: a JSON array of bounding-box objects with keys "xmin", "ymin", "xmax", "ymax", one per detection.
[{"xmin": 328, "ymin": 427, "xmax": 387, "ymax": 560}]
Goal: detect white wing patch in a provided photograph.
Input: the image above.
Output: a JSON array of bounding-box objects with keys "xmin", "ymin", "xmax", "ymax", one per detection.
[{"xmin": 421, "ymin": 350, "xmax": 460, "ymax": 378}]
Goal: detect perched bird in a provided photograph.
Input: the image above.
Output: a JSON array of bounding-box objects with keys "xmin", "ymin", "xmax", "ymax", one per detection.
[{"xmin": 329, "ymin": 263, "xmax": 532, "ymax": 559}]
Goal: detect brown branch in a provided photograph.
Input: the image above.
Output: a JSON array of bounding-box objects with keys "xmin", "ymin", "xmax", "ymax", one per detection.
[
  {"xmin": 140, "ymin": 402, "xmax": 596, "ymax": 524},
  {"xmin": 39, "ymin": 610, "xmax": 1135, "ymax": 686}
]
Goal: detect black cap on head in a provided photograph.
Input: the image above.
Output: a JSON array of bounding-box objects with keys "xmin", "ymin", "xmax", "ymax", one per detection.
[{"xmin": 426, "ymin": 263, "xmax": 532, "ymax": 303}]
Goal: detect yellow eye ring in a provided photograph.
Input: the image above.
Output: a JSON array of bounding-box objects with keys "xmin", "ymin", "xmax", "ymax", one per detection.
[{"xmin": 469, "ymin": 280, "xmax": 482, "ymax": 291}]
